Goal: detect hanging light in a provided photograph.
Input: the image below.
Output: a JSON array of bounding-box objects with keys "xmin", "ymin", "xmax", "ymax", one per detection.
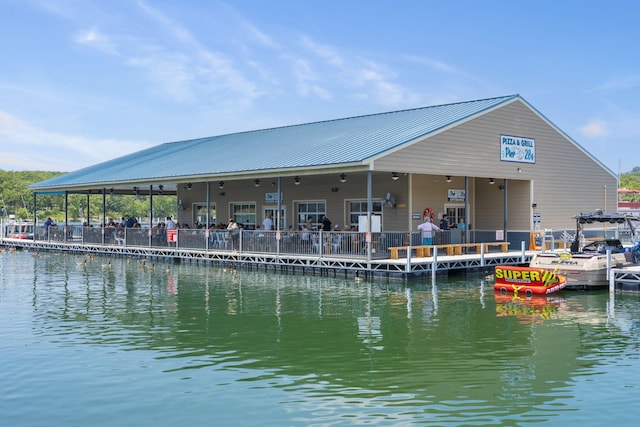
[
  {"xmin": 254, "ymin": 179, "xmax": 261, "ymax": 187},
  {"xmin": 187, "ymin": 183, "xmax": 192, "ymax": 190},
  {"xmin": 391, "ymin": 172, "xmax": 399, "ymax": 181},
  {"xmin": 445, "ymin": 175, "xmax": 452, "ymax": 183},
  {"xmin": 339, "ymin": 173, "xmax": 347, "ymax": 183},
  {"xmin": 133, "ymin": 186, "xmax": 139, "ymax": 195},
  {"xmin": 489, "ymin": 178, "xmax": 495, "ymax": 185},
  {"xmin": 294, "ymin": 176, "xmax": 301, "ymax": 185},
  {"xmin": 158, "ymin": 185, "xmax": 164, "ymax": 193},
  {"xmin": 219, "ymin": 181, "xmax": 224, "ymax": 189}
]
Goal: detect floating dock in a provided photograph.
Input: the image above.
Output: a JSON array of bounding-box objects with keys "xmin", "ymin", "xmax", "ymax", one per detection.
[{"xmin": 1, "ymin": 238, "xmax": 531, "ymax": 280}]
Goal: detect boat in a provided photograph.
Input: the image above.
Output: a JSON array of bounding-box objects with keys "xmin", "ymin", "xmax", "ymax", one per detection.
[
  {"xmin": 2, "ymin": 216, "xmax": 35, "ymax": 240},
  {"xmin": 493, "ymin": 265, "xmax": 567, "ymax": 295},
  {"xmin": 528, "ymin": 212, "xmax": 640, "ymax": 289}
]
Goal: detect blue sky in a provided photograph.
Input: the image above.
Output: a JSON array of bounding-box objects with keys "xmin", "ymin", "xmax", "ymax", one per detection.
[{"xmin": 1, "ymin": 0, "xmax": 638, "ymax": 174}]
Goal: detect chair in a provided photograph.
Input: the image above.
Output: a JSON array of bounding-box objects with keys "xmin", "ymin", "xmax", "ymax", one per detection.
[
  {"xmin": 332, "ymin": 234, "xmax": 343, "ymax": 253},
  {"xmin": 311, "ymin": 234, "xmax": 320, "ymax": 252}
]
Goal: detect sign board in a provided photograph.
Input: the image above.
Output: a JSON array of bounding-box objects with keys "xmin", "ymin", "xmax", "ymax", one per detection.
[
  {"xmin": 500, "ymin": 134, "xmax": 535, "ymax": 164},
  {"xmin": 496, "ymin": 229, "xmax": 504, "ymax": 240},
  {"xmin": 358, "ymin": 215, "xmax": 381, "ymax": 232},
  {"xmin": 447, "ymin": 189, "xmax": 466, "ymax": 202},
  {"xmin": 265, "ymin": 192, "xmax": 283, "ymax": 203}
]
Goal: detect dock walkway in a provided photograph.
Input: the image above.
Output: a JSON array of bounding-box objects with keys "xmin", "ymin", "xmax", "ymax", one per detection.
[{"xmin": 1, "ymin": 237, "xmax": 532, "ymax": 280}]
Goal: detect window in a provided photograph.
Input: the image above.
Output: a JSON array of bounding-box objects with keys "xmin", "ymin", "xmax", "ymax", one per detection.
[
  {"xmin": 231, "ymin": 202, "xmax": 256, "ymax": 228},
  {"xmin": 296, "ymin": 201, "xmax": 326, "ymax": 230},
  {"xmin": 347, "ymin": 200, "xmax": 382, "ymax": 229},
  {"xmin": 193, "ymin": 203, "xmax": 216, "ymax": 227}
]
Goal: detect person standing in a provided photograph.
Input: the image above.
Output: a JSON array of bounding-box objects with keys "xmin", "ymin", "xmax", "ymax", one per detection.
[
  {"xmin": 322, "ymin": 216, "xmax": 332, "ymax": 231},
  {"xmin": 417, "ymin": 217, "xmax": 440, "ymax": 245},
  {"xmin": 227, "ymin": 218, "xmax": 240, "ymax": 251},
  {"xmin": 165, "ymin": 216, "xmax": 175, "ymax": 230},
  {"xmin": 165, "ymin": 216, "xmax": 176, "ymax": 246},
  {"xmin": 439, "ymin": 214, "xmax": 449, "ymax": 230},
  {"xmin": 263, "ymin": 214, "xmax": 273, "ymax": 231}
]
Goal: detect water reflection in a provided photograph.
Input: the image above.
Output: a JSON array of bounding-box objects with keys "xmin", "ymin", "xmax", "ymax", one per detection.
[{"xmin": 2, "ymin": 251, "xmax": 640, "ymax": 425}]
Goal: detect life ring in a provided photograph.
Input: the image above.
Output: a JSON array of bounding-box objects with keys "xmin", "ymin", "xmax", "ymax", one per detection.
[{"xmin": 423, "ymin": 208, "xmax": 435, "ymax": 221}]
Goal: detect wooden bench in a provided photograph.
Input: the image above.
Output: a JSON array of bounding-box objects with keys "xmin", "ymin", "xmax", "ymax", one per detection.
[
  {"xmin": 387, "ymin": 245, "xmax": 436, "ymax": 259},
  {"xmin": 388, "ymin": 242, "xmax": 509, "ymax": 259},
  {"xmin": 388, "ymin": 246, "xmax": 409, "ymax": 260},
  {"xmin": 483, "ymin": 242, "xmax": 510, "ymax": 252}
]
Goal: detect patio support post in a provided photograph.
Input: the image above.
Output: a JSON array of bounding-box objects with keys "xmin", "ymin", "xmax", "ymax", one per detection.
[
  {"xmin": 465, "ymin": 177, "xmax": 470, "ymax": 244},
  {"xmin": 503, "ymin": 179, "xmax": 508, "ymax": 243},
  {"xmin": 149, "ymin": 185, "xmax": 153, "ymax": 247},
  {"xmin": 206, "ymin": 181, "xmax": 210, "ymax": 251},
  {"xmin": 64, "ymin": 191, "xmax": 68, "ymax": 242},
  {"xmin": 366, "ymin": 171, "xmax": 372, "ymax": 262},
  {"xmin": 102, "ymin": 188, "xmax": 106, "ymax": 245},
  {"xmin": 277, "ymin": 177, "xmax": 282, "ymax": 257}
]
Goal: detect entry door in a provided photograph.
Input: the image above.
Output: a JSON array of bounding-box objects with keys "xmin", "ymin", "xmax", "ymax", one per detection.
[
  {"xmin": 445, "ymin": 205, "xmax": 467, "ymax": 228},
  {"xmin": 263, "ymin": 207, "xmax": 286, "ymax": 230}
]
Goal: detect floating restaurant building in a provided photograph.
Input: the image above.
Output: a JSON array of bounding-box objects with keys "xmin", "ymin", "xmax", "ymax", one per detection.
[{"xmin": 22, "ymin": 94, "xmax": 619, "ymax": 276}]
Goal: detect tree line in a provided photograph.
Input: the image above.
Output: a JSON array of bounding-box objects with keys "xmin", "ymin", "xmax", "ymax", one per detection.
[{"xmin": 0, "ymin": 170, "xmax": 176, "ymax": 224}]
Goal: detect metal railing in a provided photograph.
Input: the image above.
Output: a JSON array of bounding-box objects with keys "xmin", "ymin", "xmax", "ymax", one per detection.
[{"xmin": 12, "ymin": 225, "xmax": 518, "ymax": 260}]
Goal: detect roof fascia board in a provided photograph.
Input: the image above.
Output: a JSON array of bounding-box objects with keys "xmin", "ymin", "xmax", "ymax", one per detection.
[{"xmin": 30, "ymin": 163, "xmax": 370, "ymax": 192}]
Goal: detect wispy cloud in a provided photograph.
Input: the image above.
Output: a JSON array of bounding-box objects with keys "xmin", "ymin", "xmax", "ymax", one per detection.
[
  {"xmin": 298, "ymin": 36, "xmax": 417, "ymax": 107},
  {"xmin": 0, "ymin": 111, "xmax": 151, "ymax": 171},
  {"xmin": 587, "ymin": 75, "xmax": 640, "ymax": 93},
  {"xmin": 134, "ymin": 1, "xmax": 259, "ymax": 104}
]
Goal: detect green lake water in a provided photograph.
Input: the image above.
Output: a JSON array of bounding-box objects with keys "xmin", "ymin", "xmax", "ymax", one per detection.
[{"xmin": 1, "ymin": 250, "xmax": 639, "ymax": 426}]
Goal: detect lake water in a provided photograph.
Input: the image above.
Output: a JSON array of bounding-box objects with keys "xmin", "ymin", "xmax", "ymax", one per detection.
[{"xmin": 1, "ymin": 250, "xmax": 639, "ymax": 426}]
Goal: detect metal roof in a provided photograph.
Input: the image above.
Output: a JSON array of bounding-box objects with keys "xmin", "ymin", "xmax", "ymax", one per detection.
[{"xmin": 30, "ymin": 94, "xmax": 520, "ymax": 191}]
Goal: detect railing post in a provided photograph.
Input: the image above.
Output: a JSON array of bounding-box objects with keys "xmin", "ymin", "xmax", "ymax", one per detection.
[
  {"xmin": 480, "ymin": 242, "xmax": 485, "ymax": 267},
  {"xmin": 431, "ymin": 246, "xmax": 438, "ymax": 286}
]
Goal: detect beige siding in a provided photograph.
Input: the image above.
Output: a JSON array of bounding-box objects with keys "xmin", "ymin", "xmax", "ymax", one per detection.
[
  {"xmin": 176, "ymin": 173, "xmax": 411, "ymax": 231},
  {"xmin": 376, "ymin": 100, "xmax": 617, "ymax": 231}
]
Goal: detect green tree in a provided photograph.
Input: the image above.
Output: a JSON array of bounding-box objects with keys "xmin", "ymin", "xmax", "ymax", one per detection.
[{"xmin": 1, "ymin": 169, "xmax": 176, "ymax": 224}]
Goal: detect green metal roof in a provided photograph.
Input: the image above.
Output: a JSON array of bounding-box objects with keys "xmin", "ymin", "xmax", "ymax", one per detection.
[{"xmin": 30, "ymin": 94, "xmax": 520, "ymax": 191}]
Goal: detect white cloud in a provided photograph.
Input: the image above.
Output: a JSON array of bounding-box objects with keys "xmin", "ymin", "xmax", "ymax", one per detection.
[
  {"xmin": 134, "ymin": 1, "xmax": 259, "ymax": 104},
  {"xmin": 297, "ymin": 36, "xmax": 417, "ymax": 107},
  {"xmin": 73, "ymin": 27, "xmax": 118, "ymax": 55},
  {"xmin": 0, "ymin": 111, "xmax": 151, "ymax": 171},
  {"xmin": 579, "ymin": 119, "xmax": 609, "ymax": 138}
]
